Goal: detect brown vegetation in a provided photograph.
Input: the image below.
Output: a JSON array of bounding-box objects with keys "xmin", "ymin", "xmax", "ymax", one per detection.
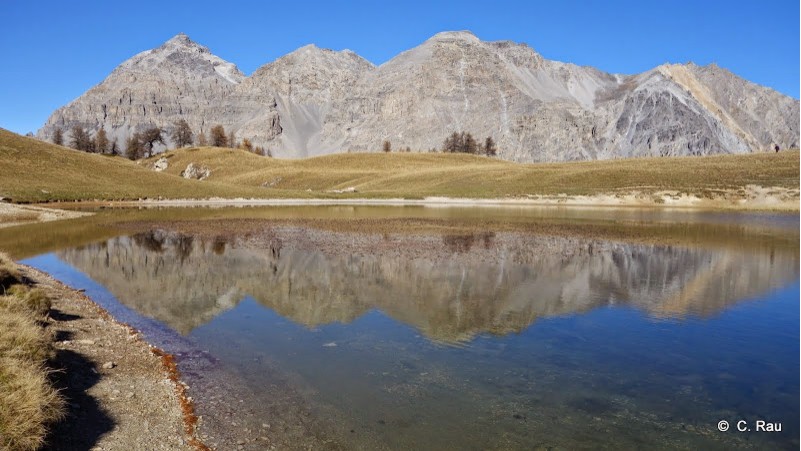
[
  {"xmin": 210, "ymin": 125, "xmax": 227, "ymax": 148},
  {"xmin": 171, "ymin": 119, "xmax": 194, "ymax": 148},
  {"xmin": 0, "ymin": 253, "xmax": 64, "ymax": 450}
]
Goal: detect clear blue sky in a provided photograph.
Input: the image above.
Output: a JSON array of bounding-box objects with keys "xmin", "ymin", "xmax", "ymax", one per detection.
[{"xmin": 1, "ymin": 0, "xmax": 798, "ymax": 135}]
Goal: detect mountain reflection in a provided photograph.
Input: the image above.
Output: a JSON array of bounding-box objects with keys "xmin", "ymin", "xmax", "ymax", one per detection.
[{"xmin": 57, "ymin": 228, "xmax": 799, "ymax": 342}]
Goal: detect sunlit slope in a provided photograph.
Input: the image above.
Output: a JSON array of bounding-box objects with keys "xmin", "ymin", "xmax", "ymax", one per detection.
[
  {"xmin": 0, "ymin": 129, "xmax": 265, "ymax": 202},
  {"xmin": 1, "ymin": 128, "xmax": 797, "ymax": 203},
  {"xmin": 148, "ymin": 146, "xmax": 800, "ymax": 198}
]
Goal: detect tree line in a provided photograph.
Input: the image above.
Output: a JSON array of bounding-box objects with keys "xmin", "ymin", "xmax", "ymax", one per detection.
[
  {"xmin": 55, "ymin": 123, "xmax": 498, "ymax": 160},
  {"xmin": 379, "ymin": 132, "xmax": 498, "ymax": 156},
  {"xmin": 441, "ymin": 132, "xmax": 497, "ymax": 156},
  {"xmin": 52, "ymin": 120, "xmax": 269, "ymax": 160}
]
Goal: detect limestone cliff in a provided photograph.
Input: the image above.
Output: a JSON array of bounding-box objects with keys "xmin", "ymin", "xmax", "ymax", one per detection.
[{"xmin": 38, "ymin": 31, "xmax": 799, "ymax": 161}]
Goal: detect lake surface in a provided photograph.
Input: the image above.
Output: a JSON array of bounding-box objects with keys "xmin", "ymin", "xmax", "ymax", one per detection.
[{"xmin": 12, "ymin": 206, "xmax": 799, "ymax": 449}]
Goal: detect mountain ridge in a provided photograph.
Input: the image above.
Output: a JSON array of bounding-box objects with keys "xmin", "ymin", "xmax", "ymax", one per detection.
[{"xmin": 37, "ymin": 31, "xmax": 799, "ymax": 162}]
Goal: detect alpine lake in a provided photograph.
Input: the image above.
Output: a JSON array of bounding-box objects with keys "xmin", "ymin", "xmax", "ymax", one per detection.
[{"xmin": 2, "ymin": 204, "xmax": 797, "ymax": 450}]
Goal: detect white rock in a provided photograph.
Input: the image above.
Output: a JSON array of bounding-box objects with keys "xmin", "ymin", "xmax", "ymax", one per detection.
[
  {"xmin": 152, "ymin": 156, "xmax": 169, "ymax": 172},
  {"xmin": 181, "ymin": 162, "xmax": 211, "ymax": 180}
]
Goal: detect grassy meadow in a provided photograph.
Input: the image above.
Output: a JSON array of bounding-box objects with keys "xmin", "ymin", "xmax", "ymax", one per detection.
[
  {"xmin": 1, "ymin": 128, "xmax": 798, "ymax": 203},
  {"xmin": 147, "ymin": 146, "xmax": 800, "ymax": 199},
  {"xmin": 0, "ymin": 129, "xmax": 267, "ymax": 202}
]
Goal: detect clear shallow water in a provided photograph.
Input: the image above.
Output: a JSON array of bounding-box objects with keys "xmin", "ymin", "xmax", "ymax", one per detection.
[{"xmin": 19, "ymin": 207, "xmax": 800, "ymax": 449}]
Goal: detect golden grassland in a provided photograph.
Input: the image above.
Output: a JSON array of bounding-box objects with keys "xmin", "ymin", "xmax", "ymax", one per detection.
[
  {"xmin": 1, "ymin": 128, "xmax": 798, "ymax": 204},
  {"xmin": 0, "ymin": 253, "xmax": 64, "ymax": 450},
  {"xmin": 144, "ymin": 145, "xmax": 800, "ymax": 199},
  {"xmin": 0, "ymin": 129, "xmax": 268, "ymax": 203}
]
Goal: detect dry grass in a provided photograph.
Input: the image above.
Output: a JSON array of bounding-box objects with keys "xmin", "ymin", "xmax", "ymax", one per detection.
[
  {"xmin": 0, "ymin": 306, "xmax": 53, "ymax": 364},
  {"xmin": 2, "ymin": 127, "xmax": 797, "ymax": 203},
  {"xmin": 5, "ymin": 285, "xmax": 52, "ymax": 318},
  {"xmin": 0, "ymin": 212, "xmax": 40, "ymax": 223},
  {"xmin": 0, "ymin": 359, "xmax": 64, "ymax": 450},
  {"xmin": 0, "ymin": 252, "xmax": 64, "ymax": 450},
  {"xmin": 0, "ymin": 256, "xmax": 22, "ymax": 289},
  {"xmin": 146, "ymin": 146, "xmax": 800, "ymax": 199},
  {"xmin": 0, "ymin": 129, "xmax": 266, "ymax": 203}
]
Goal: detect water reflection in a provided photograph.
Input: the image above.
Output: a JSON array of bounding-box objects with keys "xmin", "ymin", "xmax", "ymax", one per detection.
[{"xmin": 57, "ymin": 228, "xmax": 798, "ymax": 342}]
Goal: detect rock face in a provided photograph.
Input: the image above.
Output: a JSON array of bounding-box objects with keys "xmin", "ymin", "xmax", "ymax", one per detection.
[
  {"xmin": 40, "ymin": 33, "xmax": 244, "ymax": 154},
  {"xmin": 38, "ymin": 31, "xmax": 799, "ymax": 162}
]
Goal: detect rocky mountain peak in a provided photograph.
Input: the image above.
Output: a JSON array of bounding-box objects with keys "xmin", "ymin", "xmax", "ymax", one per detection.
[
  {"xmin": 38, "ymin": 31, "xmax": 799, "ymax": 161},
  {"xmin": 427, "ymin": 30, "xmax": 480, "ymax": 43},
  {"xmin": 113, "ymin": 33, "xmax": 244, "ymax": 84},
  {"xmin": 164, "ymin": 32, "xmax": 193, "ymax": 46},
  {"xmin": 155, "ymin": 33, "xmax": 210, "ymax": 55},
  {"xmin": 271, "ymin": 43, "xmax": 373, "ymax": 68}
]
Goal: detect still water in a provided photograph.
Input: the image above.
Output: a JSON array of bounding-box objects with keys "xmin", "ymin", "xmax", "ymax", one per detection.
[{"xmin": 16, "ymin": 206, "xmax": 800, "ymax": 449}]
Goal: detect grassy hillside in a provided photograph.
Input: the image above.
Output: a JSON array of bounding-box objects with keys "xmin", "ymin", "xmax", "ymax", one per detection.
[
  {"xmin": 148, "ymin": 145, "xmax": 800, "ymax": 198},
  {"xmin": 0, "ymin": 129, "xmax": 268, "ymax": 202},
  {"xmin": 1, "ymin": 128, "xmax": 797, "ymax": 203}
]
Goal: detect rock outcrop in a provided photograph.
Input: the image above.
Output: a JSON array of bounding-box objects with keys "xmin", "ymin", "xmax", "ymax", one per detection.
[
  {"xmin": 180, "ymin": 162, "xmax": 211, "ymax": 180},
  {"xmin": 38, "ymin": 31, "xmax": 799, "ymax": 162}
]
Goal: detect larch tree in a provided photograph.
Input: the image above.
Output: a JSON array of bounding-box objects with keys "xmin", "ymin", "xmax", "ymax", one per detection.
[
  {"xmin": 140, "ymin": 126, "xmax": 164, "ymax": 157},
  {"xmin": 171, "ymin": 119, "xmax": 193, "ymax": 148},
  {"xmin": 94, "ymin": 128, "xmax": 109, "ymax": 154},
  {"xmin": 125, "ymin": 133, "xmax": 145, "ymax": 160},
  {"xmin": 210, "ymin": 125, "xmax": 227, "ymax": 147},
  {"xmin": 53, "ymin": 127, "xmax": 64, "ymax": 146},
  {"xmin": 241, "ymin": 138, "xmax": 253, "ymax": 152},
  {"xmin": 463, "ymin": 133, "xmax": 478, "ymax": 154},
  {"xmin": 70, "ymin": 126, "xmax": 93, "ymax": 152},
  {"xmin": 484, "ymin": 136, "xmax": 497, "ymax": 157}
]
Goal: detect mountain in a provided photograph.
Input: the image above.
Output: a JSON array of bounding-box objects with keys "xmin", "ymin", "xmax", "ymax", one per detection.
[
  {"xmin": 37, "ymin": 32, "xmax": 799, "ymax": 162},
  {"xmin": 229, "ymin": 44, "xmax": 375, "ymax": 156},
  {"xmin": 39, "ymin": 33, "xmax": 245, "ymax": 151}
]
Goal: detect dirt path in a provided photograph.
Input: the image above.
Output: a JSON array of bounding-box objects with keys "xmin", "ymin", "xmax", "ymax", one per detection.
[{"xmin": 17, "ymin": 264, "xmax": 204, "ymax": 450}]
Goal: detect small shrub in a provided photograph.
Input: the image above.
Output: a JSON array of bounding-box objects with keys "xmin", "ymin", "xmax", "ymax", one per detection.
[
  {"xmin": 0, "ymin": 358, "xmax": 65, "ymax": 450},
  {"xmin": 0, "ymin": 253, "xmax": 63, "ymax": 450},
  {"xmin": 0, "ymin": 258, "xmax": 22, "ymax": 291},
  {"xmin": 4, "ymin": 286, "xmax": 51, "ymax": 318},
  {"xmin": 0, "ymin": 308, "xmax": 53, "ymax": 363}
]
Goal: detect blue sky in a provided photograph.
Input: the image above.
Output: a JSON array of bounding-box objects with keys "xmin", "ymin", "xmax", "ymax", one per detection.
[{"xmin": 1, "ymin": 0, "xmax": 798, "ymax": 134}]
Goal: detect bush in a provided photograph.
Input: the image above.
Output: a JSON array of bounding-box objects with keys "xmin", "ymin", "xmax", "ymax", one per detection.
[
  {"xmin": 0, "ymin": 358, "xmax": 64, "ymax": 450},
  {"xmin": 0, "ymin": 253, "xmax": 63, "ymax": 450},
  {"xmin": 6, "ymin": 285, "xmax": 51, "ymax": 318},
  {"xmin": 0, "ymin": 255, "xmax": 22, "ymax": 291}
]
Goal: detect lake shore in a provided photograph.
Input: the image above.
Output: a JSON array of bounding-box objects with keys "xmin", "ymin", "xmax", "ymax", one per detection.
[
  {"xmin": 17, "ymin": 262, "xmax": 207, "ymax": 450},
  {"xmin": 0, "ymin": 203, "xmax": 89, "ymax": 228},
  {"xmin": 39, "ymin": 185, "xmax": 800, "ymax": 212},
  {"xmin": 5, "ymin": 208, "xmax": 797, "ymax": 449}
]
